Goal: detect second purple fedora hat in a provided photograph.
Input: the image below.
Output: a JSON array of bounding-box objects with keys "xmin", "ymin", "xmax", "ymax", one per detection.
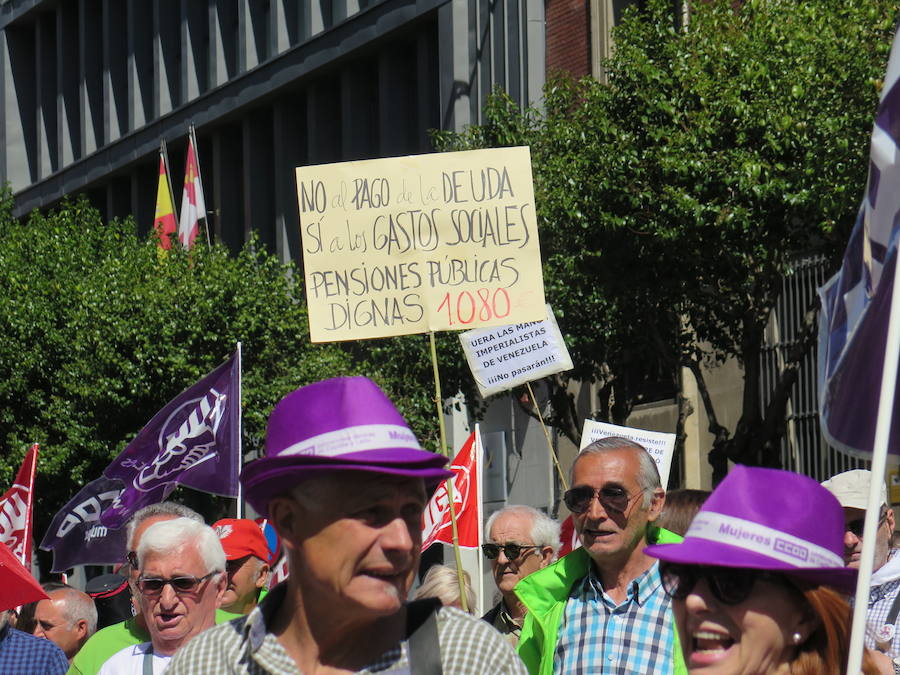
[
  {"xmin": 241, "ymin": 376, "xmax": 453, "ymax": 516},
  {"xmin": 645, "ymin": 465, "xmax": 858, "ymax": 595}
]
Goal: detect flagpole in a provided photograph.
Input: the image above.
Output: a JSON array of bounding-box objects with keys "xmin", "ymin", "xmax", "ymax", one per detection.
[
  {"xmin": 236, "ymin": 342, "xmax": 244, "ymax": 519},
  {"xmin": 525, "ymin": 382, "xmax": 569, "ymax": 491},
  {"xmin": 428, "ymin": 331, "xmax": 469, "ymax": 613},
  {"xmin": 475, "ymin": 424, "xmax": 485, "ymax": 617},
  {"xmin": 190, "ymin": 124, "xmax": 212, "ymax": 248},
  {"xmin": 161, "ymin": 140, "xmax": 178, "ymax": 225},
  {"xmin": 22, "ymin": 444, "xmax": 37, "ymax": 568},
  {"xmin": 847, "ymin": 251, "xmax": 900, "ymax": 674}
]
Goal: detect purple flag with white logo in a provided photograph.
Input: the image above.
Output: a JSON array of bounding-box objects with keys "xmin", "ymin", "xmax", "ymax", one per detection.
[
  {"xmin": 39, "ymin": 477, "xmax": 127, "ymax": 572},
  {"xmin": 818, "ymin": 27, "xmax": 900, "ymax": 458},
  {"xmin": 99, "ymin": 351, "xmax": 240, "ymax": 529}
]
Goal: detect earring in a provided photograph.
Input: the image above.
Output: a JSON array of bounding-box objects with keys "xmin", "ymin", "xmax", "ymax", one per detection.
[{"xmin": 792, "ymin": 632, "xmax": 802, "ymax": 645}]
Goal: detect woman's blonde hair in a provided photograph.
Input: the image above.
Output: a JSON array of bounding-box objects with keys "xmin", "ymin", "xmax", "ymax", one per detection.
[{"xmin": 412, "ymin": 565, "xmax": 476, "ymax": 614}]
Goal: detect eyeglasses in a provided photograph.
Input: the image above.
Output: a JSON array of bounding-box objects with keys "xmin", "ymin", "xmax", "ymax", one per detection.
[
  {"xmin": 845, "ymin": 509, "xmax": 888, "ymax": 538},
  {"xmin": 137, "ymin": 572, "xmax": 219, "ymax": 596},
  {"xmin": 563, "ymin": 485, "xmax": 645, "ymax": 514},
  {"xmin": 660, "ymin": 563, "xmax": 792, "ymax": 605},
  {"xmin": 481, "ymin": 543, "xmax": 540, "ymax": 561}
]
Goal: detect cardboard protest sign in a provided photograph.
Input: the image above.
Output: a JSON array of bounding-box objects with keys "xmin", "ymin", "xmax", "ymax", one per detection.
[
  {"xmin": 459, "ymin": 304, "xmax": 573, "ymax": 397},
  {"xmin": 296, "ymin": 147, "xmax": 545, "ymax": 342},
  {"xmin": 580, "ymin": 420, "xmax": 676, "ymax": 486}
]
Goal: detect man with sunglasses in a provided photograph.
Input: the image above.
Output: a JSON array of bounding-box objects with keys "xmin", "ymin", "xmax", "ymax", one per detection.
[
  {"xmin": 97, "ymin": 517, "xmax": 226, "ymax": 674},
  {"xmin": 482, "ymin": 505, "xmax": 560, "ymax": 646},
  {"xmin": 822, "ymin": 468, "xmax": 900, "ymax": 658},
  {"xmin": 515, "ymin": 437, "xmax": 686, "ymax": 675}
]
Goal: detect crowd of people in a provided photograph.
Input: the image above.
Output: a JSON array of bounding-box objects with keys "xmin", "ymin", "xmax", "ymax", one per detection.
[{"xmin": 0, "ymin": 374, "xmax": 897, "ymax": 674}]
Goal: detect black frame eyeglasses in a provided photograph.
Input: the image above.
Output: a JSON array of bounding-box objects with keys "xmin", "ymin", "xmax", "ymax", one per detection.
[
  {"xmin": 660, "ymin": 563, "xmax": 793, "ymax": 606},
  {"xmin": 563, "ymin": 485, "xmax": 645, "ymax": 514},
  {"xmin": 137, "ymin": 572, "xmax": 219, "ymax": 596},
  {"xmin": 481, "ymin": 543, "xmax": 540, "ymax": 561}
]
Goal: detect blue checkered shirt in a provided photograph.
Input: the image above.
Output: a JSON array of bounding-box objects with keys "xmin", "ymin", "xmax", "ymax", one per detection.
[
  {"xmin": 553, "ymin": 561, "xmax": 675, "ymax": 674},
  {"xmin": 0, "ymin": 624, "xmax": 68, "ymax": 674}
]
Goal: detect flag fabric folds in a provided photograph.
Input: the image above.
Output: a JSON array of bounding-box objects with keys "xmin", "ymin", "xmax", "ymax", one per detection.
[
  {"xmin": 99, "ymin": 352, "xmax": 241, "ymax": 529},
  {"xmin": 0, "ymin": 444, "xmax": 38, "ymax": 568},
  {"xmin": 178, "ymin": 131, "xmax": 207, "ymax": 249},
  {"xmin": 421, "ymin": 430, "xmax": 481, "ymax": 550},
  {"xmin": 818, "ymin": 27, "xmax": 900, "ymax": 458},
  {"xmin": 39, "ymin": 477, "xmax": 127, "ymax": 572},
  {"xmin": 153, "ymin": 151, "xmax": 177, "ymax": 250}
]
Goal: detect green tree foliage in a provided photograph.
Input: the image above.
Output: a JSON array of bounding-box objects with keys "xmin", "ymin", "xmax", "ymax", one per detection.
[
  {"xmin": 434, "ymin": 0, "xmax": 896, "ymax": 478},
  {"xmin": 0, "ymin": 194, "xmax": 368, "ymax": 555}
]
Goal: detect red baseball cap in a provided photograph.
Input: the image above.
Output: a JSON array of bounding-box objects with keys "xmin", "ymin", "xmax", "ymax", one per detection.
[{"xmin": 212, "ymin": 518, "xmax": 271, "ymax": 563}]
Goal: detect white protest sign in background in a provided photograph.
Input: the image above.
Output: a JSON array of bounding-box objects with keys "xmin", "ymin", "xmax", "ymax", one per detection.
[
  {"xmin": 296, "ymin": 147, "xmax": 546, "ymax": 342},
  {"xmin": 579, "ymin": 420, "xmax": 676, "ymax": 487},
  {"xmin": 459, "ymin": 304, "xmax": 573, "ymax": 397}
]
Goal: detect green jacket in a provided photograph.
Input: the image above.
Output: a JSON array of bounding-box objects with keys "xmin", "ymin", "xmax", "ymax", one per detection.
[{"xmin": 515, "ymin": 527, "xmax": 687, "ymax": 675}]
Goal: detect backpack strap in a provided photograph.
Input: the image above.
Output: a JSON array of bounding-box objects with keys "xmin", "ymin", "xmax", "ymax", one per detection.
[{"xmin": 406, "ymin": 599, "xmax": 443, "ymax": 675}]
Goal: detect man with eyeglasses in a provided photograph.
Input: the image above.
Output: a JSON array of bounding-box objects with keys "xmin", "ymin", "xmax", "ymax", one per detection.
[
  {"xmin": 515, "ymin": 437, "xmax": 686, "ymax": 675},
  {"xmin": 68, "ymin": 502, "xmax": 240, "ymax": 675},
  {"xmin": 482, "ymin": 505, "xmax": 560, "ymax": 646},
  {"xmin": 822, "ymin": 468, "xmax": 900, "ymax": 658},
  {"xmin": 97, "ymin": 517, "xmax": 226, "ymax": 674}
]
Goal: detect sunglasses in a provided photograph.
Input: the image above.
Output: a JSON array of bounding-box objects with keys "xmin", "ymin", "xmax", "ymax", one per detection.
[
  {"xmin": 563, "ymin": 485, "xmax": 645, "ymax": 514},
  {"xmin": 845, "ymin": 509, "xmax": 888, "ymax": 538},
  {"xmin": 660, "ymin": 563, "xmax": 793, "ymax": 605},
  {"xmin": 137, "ymin": 572, "xmax": 218, "ymax": 596},
  {"xmin": 481, "ymin": 543, "xmax": 540, "ymax": 561}
]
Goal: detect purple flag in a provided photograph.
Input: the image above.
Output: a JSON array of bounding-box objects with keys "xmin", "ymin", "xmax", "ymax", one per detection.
[
  {"xmin": 39, "ymin": 477, "xmax": 127, "ymax": 572},
  {"xmin": 818, "ymin": 27, "xmax": 900, "ymax": 458},
  {"xmin": 100, "ymin": 352, "xmax": 240, "ymax": 529}
]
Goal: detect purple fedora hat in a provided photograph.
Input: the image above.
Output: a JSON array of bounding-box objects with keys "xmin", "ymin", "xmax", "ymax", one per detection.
[
  {"xmin": 645, "ymin": 465, "xmax": 858, "ymax": 595},
  {"xmin": 241, "ymin": 376, "xmax": 453, "ymax": 515}
]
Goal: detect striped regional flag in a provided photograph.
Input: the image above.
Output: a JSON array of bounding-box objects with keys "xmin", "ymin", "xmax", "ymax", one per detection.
[
  {"xmin": 178, "ymin": 129, "xmax": 207, "ymax": 249},
  {"xmin": 818, "ymin": 26, "xmax": 900, "ymax": 459}
]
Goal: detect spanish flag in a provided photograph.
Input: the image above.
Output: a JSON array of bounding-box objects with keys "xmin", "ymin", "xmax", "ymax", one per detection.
[{"xmin": 154, "ymin": 150, "xmax": 177, "ymax": 250}]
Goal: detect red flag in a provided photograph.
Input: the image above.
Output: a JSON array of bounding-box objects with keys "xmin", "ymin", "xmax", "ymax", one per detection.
[
  {"xmin": 0, "ymin": 444, "xmax": 38, "ymax": 568},
  {"xmin": 154, "ymin": 153, "xmax": 177, "ymax": 250},
  {"xmin": 557, "ymin": 514, "xmax": 581, "ymax": 558},
  {"xmin": 178, "ymin": 131, "xmax": 206, "ymax": 249},
  {"xmin": 421, "ymin": 431, "xmax": 480, "ymax": 550}
]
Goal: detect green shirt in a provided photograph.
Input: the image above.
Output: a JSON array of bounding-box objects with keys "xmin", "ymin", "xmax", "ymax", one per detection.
[{"xmin": 67, "ymin": 608, "xmax": 241, "ymax": 675}]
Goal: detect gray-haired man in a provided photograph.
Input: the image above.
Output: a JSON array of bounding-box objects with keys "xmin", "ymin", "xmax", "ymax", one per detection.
[
  {"xmin": 97, "ymin": 518, "xmax": 226, "ymax": 674},
  {"xmin": 482, "ymin": 505, "xmax": 559, "ymax": 646}
]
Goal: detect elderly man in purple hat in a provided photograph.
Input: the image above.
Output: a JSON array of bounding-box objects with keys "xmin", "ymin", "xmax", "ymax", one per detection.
[{"xmin": 168, "ymin": 376, "xmax": 527, "ymax": 674}]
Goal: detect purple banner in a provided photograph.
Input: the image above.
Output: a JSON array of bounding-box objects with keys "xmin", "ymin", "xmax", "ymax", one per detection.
[
  {"xmin": 100, "ymin": 352, "xmax": 240, "ymax": 529},
  {"xmin": 39, "ymin": 477, "xmax": 127, "ymax": 572}
]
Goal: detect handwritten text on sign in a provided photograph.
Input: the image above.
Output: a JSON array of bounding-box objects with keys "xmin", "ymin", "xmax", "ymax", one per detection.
[{"xmin": 297, "ymin": 147, "xmax": 546, "ymax": 342}]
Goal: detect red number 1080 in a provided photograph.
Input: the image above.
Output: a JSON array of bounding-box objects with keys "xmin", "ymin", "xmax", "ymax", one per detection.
[{"xmin": 436, "ymin": 288, "xmax": 511, "ymax": 325}]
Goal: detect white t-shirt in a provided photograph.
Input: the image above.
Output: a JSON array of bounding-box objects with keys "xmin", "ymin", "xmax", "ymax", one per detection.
[{"xmin": 97, "ymin": 642, "xmax": 172, "ymax": 675}]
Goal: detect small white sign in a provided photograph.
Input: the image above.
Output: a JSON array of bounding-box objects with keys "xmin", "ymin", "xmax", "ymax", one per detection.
[
  {"xmin": 459, "ymin": 305, "xmax": 573, "ymax": 397},
  {"xmin": 579, "ymin": 419, "xmax": 676, "ymax": 487}
]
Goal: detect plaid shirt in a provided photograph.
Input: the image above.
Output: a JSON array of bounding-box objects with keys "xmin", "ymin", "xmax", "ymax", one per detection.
[
  {"xmin": 553, "ymin": 561, "xmax": 675, "ymax": 675},
  {"xmin": 866, "ymin": 549, "xmax": 900, "ymax": 656},
  {"xmin": 0, "ymin": 624, "xmax": 68, "ymax": 675},
  {"xmin": 167, "ymin": 583, "xmax": 527, "ymax": 674}
]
